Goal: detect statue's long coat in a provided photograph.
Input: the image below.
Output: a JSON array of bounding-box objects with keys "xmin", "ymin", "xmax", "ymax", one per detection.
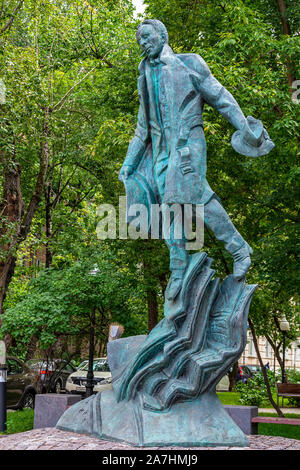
[{"xmin": 121, "ymin": 44, "xmax": 246, "ymax": 205}]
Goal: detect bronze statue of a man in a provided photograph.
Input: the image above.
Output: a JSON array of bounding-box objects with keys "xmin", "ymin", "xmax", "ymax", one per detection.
[
  {"xmin": 57, "ymin": 21, "xmax": 275, "ymax": 445},
  {"xmin": 119, "ymin": 19, "xmax": 274, "ymax": 301}
]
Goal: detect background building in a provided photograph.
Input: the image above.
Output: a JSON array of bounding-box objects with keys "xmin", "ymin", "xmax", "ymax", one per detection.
[{"xmin": 241, "ymin": 331, "xmax": 300, "ymax": 371}]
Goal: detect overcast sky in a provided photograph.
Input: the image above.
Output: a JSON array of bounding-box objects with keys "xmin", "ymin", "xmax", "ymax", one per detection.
[{"xmin": 132, "ymin": 0, "xmax": 146, "ymax": 15}]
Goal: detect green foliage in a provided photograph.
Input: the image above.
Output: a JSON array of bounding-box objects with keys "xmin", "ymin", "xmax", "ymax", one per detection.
[
  {"xmin": 286, "ymin": 369, "xmax": 300, "ymax": 406},
  {"xmin": 287, "ymin": 369, "xmax": 300, "ymax": 384},
  {"xmin": 1, "ymin": 409, "xmax": 34, "ymax": 435},
  {"xmin": 1, "ymin": 245, "xmax": 148, "ymax": 354},
  {"xmin": 236, "ymin": 369, "xmax": 300, "ymax": 408},
  {"xmin": 0, "ymin": 0, "xmax": 299, "ymax": 363},
  {"xmin": 236, "ymin": 371, "xmax": 278, "ymax": 407}
]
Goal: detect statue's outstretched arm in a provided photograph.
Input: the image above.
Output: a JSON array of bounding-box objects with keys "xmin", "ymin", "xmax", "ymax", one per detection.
[
  {"xmin": 199, "ymin": 68, "xmax": 246, "ymax": 131},
  {"xmin": 195, "ymin": 56, "xmax": 274, "ymax": 157}
]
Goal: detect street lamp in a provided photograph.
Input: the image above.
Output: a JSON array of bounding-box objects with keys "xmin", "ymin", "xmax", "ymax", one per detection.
[
  {"xmin": 279, "ymin": 315, "xmax": 290, "ymax": 384},
  {"xmin": 85, "ymin": 265, "xmax": 98, "ymax": 398}
]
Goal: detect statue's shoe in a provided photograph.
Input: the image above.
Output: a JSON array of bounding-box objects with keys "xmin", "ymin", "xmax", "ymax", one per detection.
[
  {"xmin": 233, "ymin": 255, "xmax": 251, "ymax": 280},
  {"xmin": 232, "ymin": 242, "xmax": 252, "ymax": 280},
  {"xmin": 165, "ymin": 277, "xmax": 183, "ymax": 301}
]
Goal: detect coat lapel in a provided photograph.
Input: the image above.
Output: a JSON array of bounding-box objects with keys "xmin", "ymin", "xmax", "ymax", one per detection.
[
  {"xmin": 138, "ymin": 44, "xmax": 200, "ymax": 138},
  {"xmin": 137, "ymin": 71, "xmax": 149, "ymax": 129},
  {"xmin": 160, "ymin": 45, "xmax": 198, "ymax": 137},
  {"xmin": 144, "ymin": 62, "xmax": 158, "ymax": 129}
]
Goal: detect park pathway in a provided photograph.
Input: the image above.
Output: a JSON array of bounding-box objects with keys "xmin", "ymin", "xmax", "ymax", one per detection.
[{"xmin": 0, "ymin": 428, "xmax": 299, "ymax": 450}]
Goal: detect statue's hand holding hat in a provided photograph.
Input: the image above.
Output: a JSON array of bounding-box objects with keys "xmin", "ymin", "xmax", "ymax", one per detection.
[{"xmin": 231, "ymin": 116, "xmax": 275, "ymax": 157}]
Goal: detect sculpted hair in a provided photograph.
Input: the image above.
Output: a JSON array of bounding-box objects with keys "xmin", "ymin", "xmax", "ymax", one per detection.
[{"xmin": 136, "ymin": 19, "xmax": 169, "ymax": 44}]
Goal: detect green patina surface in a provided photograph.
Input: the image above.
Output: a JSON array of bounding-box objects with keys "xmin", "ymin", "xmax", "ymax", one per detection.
[{"xmin": 58, "ymin": 19, "xmax": 275, "ymax": 447}]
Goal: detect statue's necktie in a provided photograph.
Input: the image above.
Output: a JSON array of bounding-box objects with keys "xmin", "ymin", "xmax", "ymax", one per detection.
[{"xmin": 150, "ymin": 57, "xmax": 161, "ymax": 67}]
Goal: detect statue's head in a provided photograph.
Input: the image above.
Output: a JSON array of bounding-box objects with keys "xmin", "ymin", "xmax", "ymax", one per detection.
[{"xmin": 136, "ymin": 19, "xmax": 168, "ymax": 59}]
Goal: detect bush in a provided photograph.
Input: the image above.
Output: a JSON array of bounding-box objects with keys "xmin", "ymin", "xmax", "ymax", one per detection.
[
  {"xmin": 0, "ymin": 409, "xmax": 34, "ymax": 435},
  {"xmin": 235, "ymin": 370, "xmax": 277, "ymax": 407},
  {"xmin": 286, "ymin": 369, "xmax": 300, "ymax": 383}
]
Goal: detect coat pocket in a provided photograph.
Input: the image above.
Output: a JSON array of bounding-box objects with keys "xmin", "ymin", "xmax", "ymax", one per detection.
[{"xmin": 178, "ymin": 146, "xmax": 194, "ymax": 175}]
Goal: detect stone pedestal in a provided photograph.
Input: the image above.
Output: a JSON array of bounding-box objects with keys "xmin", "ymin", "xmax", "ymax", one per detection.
[
  {"xmin": 224, "ymin": 405, "xmax": 258, "ymax": 435},
  {"xmin": 34, "ymin": 394, "xmax": 81, "ymax": 429}
]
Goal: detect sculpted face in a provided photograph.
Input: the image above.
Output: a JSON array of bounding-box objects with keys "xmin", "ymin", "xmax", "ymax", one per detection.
[{"xmin": 138, "ymin": 24, "xmax": 165, "ymax": 59}]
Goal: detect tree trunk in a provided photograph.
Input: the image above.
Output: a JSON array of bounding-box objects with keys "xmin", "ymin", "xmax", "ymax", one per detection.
[
  {"xmin": 248, "ymin": 318, "xmax": 284, "ymax": 417},
  {"xmin": 0, "ymin": 109, "xmax": 50, "ymax": 322},
  {"xmin": 19, "ymin": 109, "xmax": 50, "ymax": 242},
  {"xmin": 147, "ymin": 288, "xmax": 158, "ymax": 332},
  {"xmin": 276, "ymin": 0, "xmax": 291, "ymax": 35},
  {"xmin": 0, "ymin": 163, "xmax": 24, "ymax": 319},
  {"xmin": 265, "ymin": 332, "xmax": 283, "ymax": 372},
  {"xmin": 45, "ymin": 181, "xmax": 53, "ymax": 268},
  {"xmin": 272, "ymin": 314, "xmax": 286, "ymax": 379},
  {"xmin": 74, "ymin": 335, "xmax": 82, "ymax": 358},
  {"xmin": 158, "ymin": 273, "xmax": 168, "ymax": 296},
  {"xmin": 276, "ymin": 0, "xmax": 295, "ymax": 93},
  {"xmin": 24, "ymin": 336, "xmax": 38, "ymax": 362},
  {"xmin": 142, "ymin": 253, "xmax": 160, "ymax": 332},
  {"xmin": 228, "ymin": 361, "xmax": 239, "ymax": 392}
]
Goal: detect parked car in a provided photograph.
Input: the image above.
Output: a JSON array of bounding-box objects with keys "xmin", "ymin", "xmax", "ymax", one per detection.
[
  {"xmin": 245, "ymin": 364, "xmax": 262, "ymax": 375},
  {"xmin": 65, "ymin": 358, "xmax": 111, "ymax": 395},
  {"xmin": 236, "ymin": 365, "xmax": 254, "ymax": 384},
  {"xmin": 6, "ymin": 356, "xmax": 38, "ymax": 409},
  {"xmin": 27, "ymin": 359, "xmax": 76, "ymax": 393},
  {"xmin": 75, "ymin": 360, "xmax": 88, "ymax": 370}
]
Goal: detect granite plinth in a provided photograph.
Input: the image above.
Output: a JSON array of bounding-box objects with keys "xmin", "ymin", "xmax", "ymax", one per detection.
[
  {"xmin": 34, "ymin": 394, "xmax": 81, "ymax": 429},
  {"xmin": 224, "ymin": 405, "xmax": 258, "ymax": 435}
]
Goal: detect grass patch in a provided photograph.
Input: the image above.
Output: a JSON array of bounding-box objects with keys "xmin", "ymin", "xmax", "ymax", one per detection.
[
  {"xmin": 258, "ymin": 411, "xmax": 300, "ymax": 440},
  {"xmin": 257, "ymin": 421, "xmax": 300, "ymax": 440},
  {"xmin": 0, "ymin": 409, "xmax": 34, "ymax": 435},
  {"xmin": 217, "ymin": 392, "xmax": 240, "ymax": 406}
]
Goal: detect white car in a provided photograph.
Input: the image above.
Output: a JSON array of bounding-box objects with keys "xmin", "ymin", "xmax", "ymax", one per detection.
[{"xmin": 66, "ymin": 358, "xmax": 111, "ymax": 395}]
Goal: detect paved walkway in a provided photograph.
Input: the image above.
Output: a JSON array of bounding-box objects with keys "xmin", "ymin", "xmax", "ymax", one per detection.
[
  {"xmin": 0, "ymin": 428, "xmax": 299, "ymax": 450},
  {"xmin": 259, "ymin": 407, "xmax": 300, "ymax": 415}
]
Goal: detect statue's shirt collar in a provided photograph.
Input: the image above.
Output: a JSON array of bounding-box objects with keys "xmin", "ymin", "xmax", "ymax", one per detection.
[
  {"xmin": 159, "ymin": 44, "xmax": 176, "ymax": 65},
  {"xmin": 140, "ymin": 44, "xmax": 176, "ymax": 73}
]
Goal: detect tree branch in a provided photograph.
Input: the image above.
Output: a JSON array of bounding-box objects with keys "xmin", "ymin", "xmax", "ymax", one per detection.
[
  {"xmin": 52, "ymin": 67, "xmax": 97, "ymax": 112},
  {"xmin": 19, "ymin": 108, "xmax": 50, "ymax": 241},
  {"xmin": 248, "ymin": 317, "xmax": 284, "ymax": 417},
  {"xmin": 276, "ymin": 0, "xmax": 295, "ymax": 92},
  {"xmin": 0, "ymin": 0, "xmax": 24, "ymax": 35}
]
